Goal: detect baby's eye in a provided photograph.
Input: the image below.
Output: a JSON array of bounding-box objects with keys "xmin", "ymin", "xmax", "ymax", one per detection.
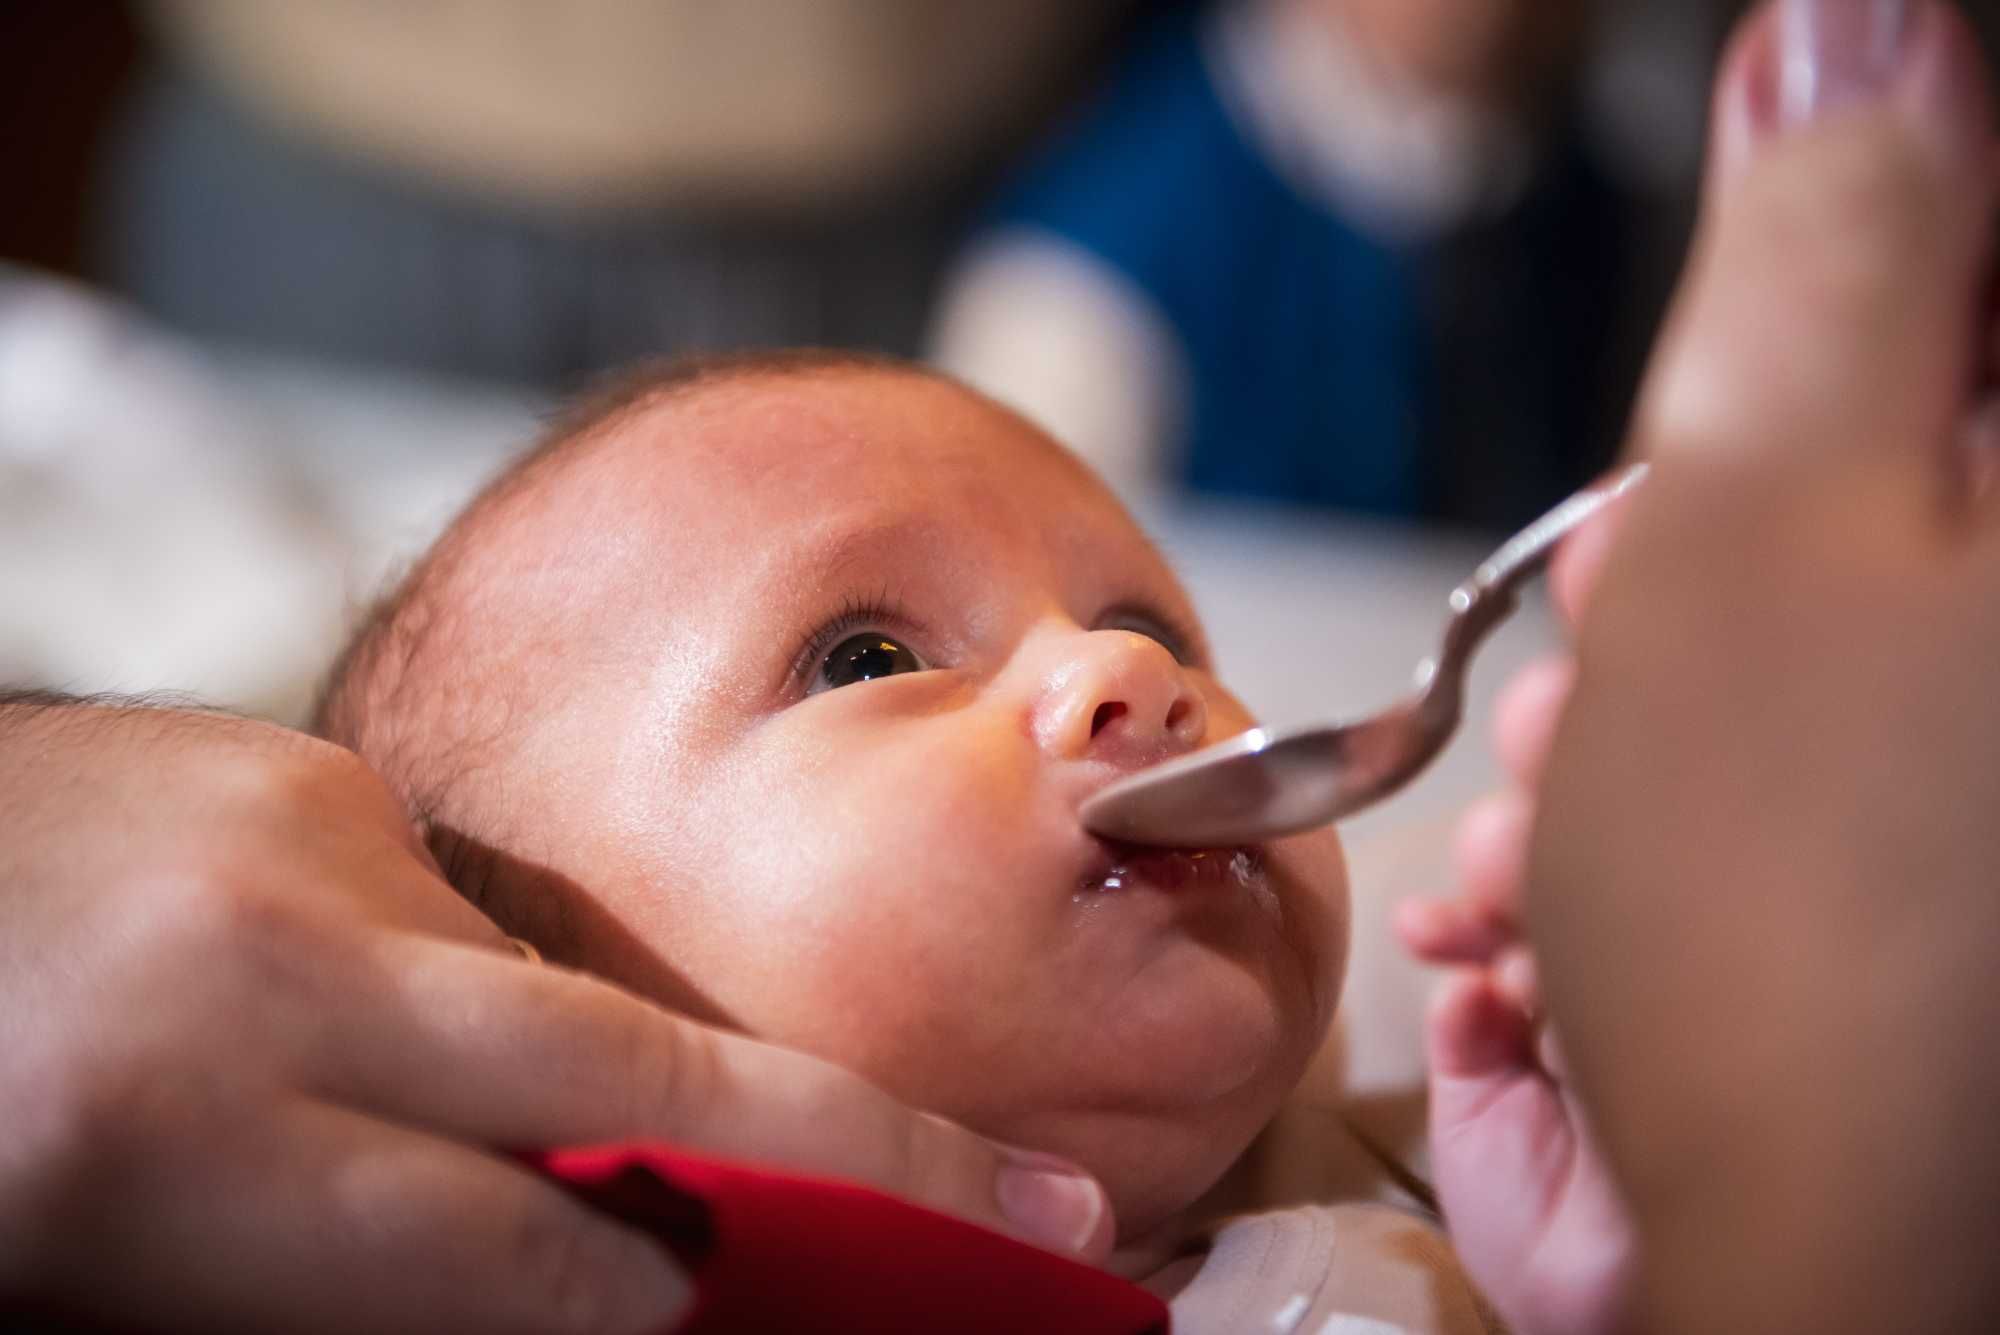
[{"xmin": 816, "ymin": 633, "xmax": 929, "ymax": 693}]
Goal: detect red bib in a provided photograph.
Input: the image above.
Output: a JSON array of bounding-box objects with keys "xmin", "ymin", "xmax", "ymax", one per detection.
[{"xmin": 531, "ymin": 1143, "xmax": 1170, "ymax": 1334}]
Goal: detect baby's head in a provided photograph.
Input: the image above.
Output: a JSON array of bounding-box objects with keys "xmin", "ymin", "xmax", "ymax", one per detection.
[{"xmin": 317, "ymin": 353, "xmax": 1349, "ymax": 1238}]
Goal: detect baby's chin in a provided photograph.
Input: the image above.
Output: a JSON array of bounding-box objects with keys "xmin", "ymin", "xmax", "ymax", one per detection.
[
  {"xmin": 1003, "ymin": 835, "xmax": 1346, "ymax": 1236},
  {"xmin": 1046, "ymin": 834, "xmax": 1342, "ymax": 1096},
  {"xmin": 991, "ymin": 1002, "xmax": 1321, "ymax": 1244},
  {"xmin": 960, "ymin": 952, "xmax": 1332, "ymax": 1240}
]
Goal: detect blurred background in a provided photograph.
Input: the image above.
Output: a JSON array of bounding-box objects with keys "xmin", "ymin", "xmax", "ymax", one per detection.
[{"xmin": 0, "ymin": 0, "xmax": 1934, "ymax": 827}]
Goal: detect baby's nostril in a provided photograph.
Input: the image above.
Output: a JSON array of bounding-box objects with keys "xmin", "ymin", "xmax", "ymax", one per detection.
[
  {"xmin": 1164, "ymin": 698, "xmax": 1192, "ymax": 734},
  {"xmin": 1090, "ymin": 702, "xmax": 1127, "ymax": 738}
]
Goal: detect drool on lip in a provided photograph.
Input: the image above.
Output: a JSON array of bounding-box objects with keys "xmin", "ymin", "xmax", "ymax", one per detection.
[{"xmin": 1080, "ymin": 845, "xmax": 1262, "ymax": 894}]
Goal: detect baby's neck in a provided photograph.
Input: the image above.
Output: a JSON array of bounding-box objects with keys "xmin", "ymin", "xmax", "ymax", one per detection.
[
  {"xmin": 1105, "ymin": 1136, "xmax": 1271, "ymax": 1290},
  {"xmin": 1107, "ymin": 1210, "xmax": 1214, "ymax": 1303}
]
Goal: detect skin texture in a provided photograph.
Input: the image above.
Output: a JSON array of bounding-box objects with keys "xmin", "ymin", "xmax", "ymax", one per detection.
[
  {"xmin": 0, "ymin": 703, "xmax": 696, "ymax": 1333},
  {"xmin": 328, "ymin": 364, "xmax": 1351, "ymax": 1259},
  {"xmin": 1402, "ymin": 2, "xmax": 2000, "ymax": 1332}
]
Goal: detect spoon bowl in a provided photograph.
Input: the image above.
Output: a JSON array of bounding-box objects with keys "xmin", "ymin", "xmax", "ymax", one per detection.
[{"xmin": 1082, "ymin": 700, "xmax": 1447, "ymax": 847}]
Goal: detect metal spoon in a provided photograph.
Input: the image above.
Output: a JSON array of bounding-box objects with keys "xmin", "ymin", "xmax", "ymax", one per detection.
[{"xmin": 1081, "ymin": 463, "xmax": 1649, "ymax": 847}]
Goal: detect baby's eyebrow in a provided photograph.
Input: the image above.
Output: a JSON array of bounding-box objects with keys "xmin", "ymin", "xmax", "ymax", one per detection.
[
  {"xmin": 735, "ymin": 514, "xmax": 968, "ymax": 657},
  {"xmin": 766, "ymin": 512, "xmax": 969, "ymax": 595}
]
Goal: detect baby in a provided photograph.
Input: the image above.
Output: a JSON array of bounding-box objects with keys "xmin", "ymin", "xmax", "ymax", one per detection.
[{"xmin": 314, "ymin": 351, "xmax": 1620, "ymax": 1332}]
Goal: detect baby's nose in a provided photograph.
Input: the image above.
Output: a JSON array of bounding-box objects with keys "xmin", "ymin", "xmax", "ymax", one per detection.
[{"xmin": 1035, "ymin": 630, "xmax": 1207, "ymax": 768}]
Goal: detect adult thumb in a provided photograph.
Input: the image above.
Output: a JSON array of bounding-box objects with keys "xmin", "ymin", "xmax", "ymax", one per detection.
[{"xmin": 1638, "ymin": 0, "xmax": 1995, "ymax": 497}]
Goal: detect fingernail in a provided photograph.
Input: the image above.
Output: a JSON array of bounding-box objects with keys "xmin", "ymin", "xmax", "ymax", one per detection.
[
  {"xmin": 1778, "ymin": 0, "xmax": 1918, "ymax": 125},
  {"xmin": 996, "ymin": 1154, "xmax": 1108, "ymax": 1255}
]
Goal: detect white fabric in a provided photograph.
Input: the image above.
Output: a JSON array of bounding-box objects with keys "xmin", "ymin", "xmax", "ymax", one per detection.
[
  {"xmin": 1170, "ymin": 1203, "xmax": 1497, "ymax": 1335},
  {"xmin": 0, "ymin": 271, "xmax": 346, "ymax": 717},
  {"xmin": 0, "ymin": 268, "xmax": 534, "ymax": 721},
  {"xmin": 928, "ymin": 230, "xmax": 1184, "ymax": 506}
]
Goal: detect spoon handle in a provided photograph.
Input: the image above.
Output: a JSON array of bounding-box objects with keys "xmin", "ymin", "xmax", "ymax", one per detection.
[
  {"xmin": 1424, "ymin": 463, "xmax": 1651, "ymax": 700},
  {"xmin": 1471, "ymin": 462, "xmax": 1650, "ymax": 601}
]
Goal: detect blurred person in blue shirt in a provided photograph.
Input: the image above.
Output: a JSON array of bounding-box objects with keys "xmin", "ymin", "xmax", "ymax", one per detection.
[{"xmin": 932, "ymin": 0, "xmax": 1668, "ymax": 530}]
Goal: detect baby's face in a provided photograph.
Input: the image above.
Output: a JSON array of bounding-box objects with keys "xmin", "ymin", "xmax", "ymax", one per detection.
[{"xmin": 492, "ymin": 370, "xmax": 1348, "ymax": 1233}]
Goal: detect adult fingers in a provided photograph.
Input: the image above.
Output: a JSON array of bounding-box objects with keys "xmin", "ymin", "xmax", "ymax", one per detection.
[
  {"xmin": 1636, "ymin": 0, "xmax": 1995, "ymax": 494},
  {"xmin": 314, "ymin": 935, "xmax": 1115, "ymax": 1262},
  {"xmin": 37, "ymin": 1095, "xmax": 692, "ymax": 1335},
  {"xmin": 200, "ymin": 727, "xmax": 510, "ymax": 948},
  {"xmin": 1448, "ymin": 0, "xmax": 1988, "ymax": 641}
]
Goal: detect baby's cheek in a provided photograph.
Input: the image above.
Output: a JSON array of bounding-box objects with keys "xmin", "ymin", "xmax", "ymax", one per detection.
[
  {"xmin": 1272, "ymin": 826, "xmax": 1352, "ymax": 1027},
  {"xmin": 843, "ymin": 704, "xmax": 1046, "ymax": 849},
  {"xmin": 1196, "ymin": 675, "xmax": 1260, "ymax": 743},
  {"xmin": 719, "ymin": 726, "xmax": 1041, "ymax": 957}
]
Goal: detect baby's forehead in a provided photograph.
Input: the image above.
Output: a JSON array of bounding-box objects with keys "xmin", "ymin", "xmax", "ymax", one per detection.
[
  {"xmin": 466, "ymin": 367, "xmax": 1186, "ymax": 639},
  {"xmin": 591, "ymin": 368, "xmax": 1083, "ymax": 508},
  {"xmin": 521, "ymin": 369, "xmax": 1121, "ymax": 574}
]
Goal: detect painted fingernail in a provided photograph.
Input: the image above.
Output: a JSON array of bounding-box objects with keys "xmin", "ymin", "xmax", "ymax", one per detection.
[
  {"xmin": 1778, "ymin": 0, "xmax": 1917, "ymax": 125},
  {"xmin": 996, "ymin": 1154, "xmax": 1108, "ymax": 1255}
]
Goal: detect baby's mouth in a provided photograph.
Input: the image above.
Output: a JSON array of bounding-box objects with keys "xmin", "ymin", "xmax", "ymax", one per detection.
[{"xmin": 1080, "ymin": 841, "xmax": 1266, "ymax": 896}]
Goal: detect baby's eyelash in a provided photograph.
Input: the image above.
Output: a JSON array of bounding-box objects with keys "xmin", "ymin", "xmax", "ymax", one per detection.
[
  {"xmin": 1098, "ymin": 601, "xmax": 1205, "ymax": 669},
  {"xmin": 788, "ymin": 592, "xmax": 921, "ymax": 685}
]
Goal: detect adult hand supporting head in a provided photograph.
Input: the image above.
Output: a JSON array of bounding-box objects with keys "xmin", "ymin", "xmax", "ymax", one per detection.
[
  {"xmin": 0, "ymin": 695, "xmax": 1111, "ymax": 1334},
  {"xmin": 1522, "ymin": 1, "xmax": 2000, "ymax": 1331}
]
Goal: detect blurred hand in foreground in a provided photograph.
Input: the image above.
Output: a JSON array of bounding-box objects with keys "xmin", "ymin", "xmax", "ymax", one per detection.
[
  {"xmin": 1405, "ymin": 0, "xmax": 2000, "ymax": 1330},
  {"xmin": 0, "ymin": 697, "xmax": 1111, "ymax": 1334}
]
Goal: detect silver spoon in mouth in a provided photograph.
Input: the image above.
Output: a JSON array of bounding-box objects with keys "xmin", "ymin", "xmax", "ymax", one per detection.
[{"xmin": 1081, "ymin": 463, "xmax": 1649, "ymax": 848}]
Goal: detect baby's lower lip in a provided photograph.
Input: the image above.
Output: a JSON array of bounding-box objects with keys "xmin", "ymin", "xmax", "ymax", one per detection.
[{"xmin": 1081, "ymin": 842, "xmax": 1264, "ymax": 895}]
